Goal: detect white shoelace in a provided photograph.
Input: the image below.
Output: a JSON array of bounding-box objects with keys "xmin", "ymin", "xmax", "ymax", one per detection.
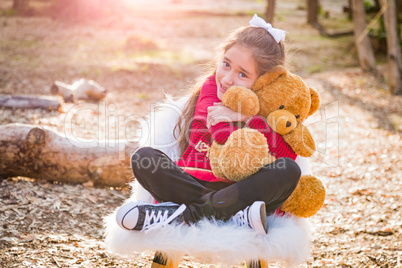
[
  {"xmin": 233, "ymin": 207, "xmax": 249, "ymax": 227},
  {"xmin": 143, "ymin": 204, "xmax": 186, "ymax": 233}
]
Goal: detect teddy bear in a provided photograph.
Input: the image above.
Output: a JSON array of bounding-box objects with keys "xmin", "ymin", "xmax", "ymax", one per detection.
[{"xmin": 208, "ymin": 67, "xmax": 325, "ymax": 218}]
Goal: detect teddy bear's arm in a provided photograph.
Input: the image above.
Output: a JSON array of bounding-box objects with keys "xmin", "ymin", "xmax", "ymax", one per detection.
[{"xmin": 283, "ymin": 125, "xmax": 316, "ymax": 157}]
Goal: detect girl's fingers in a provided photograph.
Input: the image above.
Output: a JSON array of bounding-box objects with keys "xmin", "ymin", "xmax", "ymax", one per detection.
[
  {"xmin": 208, "ymin": 105, "xmax": 221, "ymax": 112},
  {"xmin": 208, "ymin": 104, "xmax": 240, "ymax": 126},
  {"xmin": 207, "ymin": 117, "xmax": 215, "ymax": 128},
  {"xmin": 207, "ymin": 113, "xmax": 213, "ymax": 128},
  {"xmin": 208, "ymin": 107, "xmax": 221, "ymax": 117}
]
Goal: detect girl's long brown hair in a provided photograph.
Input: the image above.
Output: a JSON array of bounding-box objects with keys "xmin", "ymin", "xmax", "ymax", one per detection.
[{"xmin": 174, "ymin": 26, "xmax": 286, "ymax": 156}]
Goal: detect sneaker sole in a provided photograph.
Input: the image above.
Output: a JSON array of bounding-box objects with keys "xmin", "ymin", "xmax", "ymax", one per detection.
[{"xmin": 248, "ymin": 201, "xmax": 267, "ymax": 235}]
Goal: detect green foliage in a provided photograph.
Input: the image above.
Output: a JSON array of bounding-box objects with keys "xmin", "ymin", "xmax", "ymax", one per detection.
[
  {"xmin": 307, "ymin": 64, "xmax": 323, "ymax": 74},
  {"xmin": 364, "ymin": 0, "xmax": 374, "ymax": 9},
  {"xmin": 1, "ymin": 8, "xmax": 17, "ymax": 17},
  {"xmin": 318, "ymin": 5, "xmax": 323, "ymax": 16}
]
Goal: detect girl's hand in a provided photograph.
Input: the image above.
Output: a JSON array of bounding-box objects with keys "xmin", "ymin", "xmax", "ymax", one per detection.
[{"xmin": 207, "ymin": 102, "xmax": 252, "ymax": 128}]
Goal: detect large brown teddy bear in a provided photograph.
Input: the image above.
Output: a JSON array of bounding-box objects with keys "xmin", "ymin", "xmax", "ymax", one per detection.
[{"xmin": 209, "ymin": 67, "xmax": 325, "ymax": 218}]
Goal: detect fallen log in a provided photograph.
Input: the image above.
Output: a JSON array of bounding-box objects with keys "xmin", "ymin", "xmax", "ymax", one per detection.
[
  {"xmin": 0, "ymin": 95, "xmax": 62, "ymax": 110},
  {"xmin": 0, "ymin": 124, "xmax": 138, "ymax": 187},
  {"xmin": 50, "ymin": 79, "xmax": 107, "ymax": 103}
]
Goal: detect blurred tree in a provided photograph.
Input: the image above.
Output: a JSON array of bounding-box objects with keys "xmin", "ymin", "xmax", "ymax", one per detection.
[
  {"xmin": 307, "ymin": 0, "xmax": 319, "ymax": 25},
  {"xmin": 308, "ymin": 0, "xmax": 353, "ymax": 37},
  {"xmin": 380, "ymin": 0, "xmax": 402, "ymax": 95},
  {"xmin": 12, "ymin": 0, "xmax": 29, "ymax": 14},
  {"xmin": 265, "ymin": 0, "xmax": 276, "ymax": 24},
  {"xmin": 352, "ymin": 0, "xmax": 378, "ymax": 73}
]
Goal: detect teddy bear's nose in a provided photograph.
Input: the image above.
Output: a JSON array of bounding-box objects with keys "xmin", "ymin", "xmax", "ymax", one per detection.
[{"xmin": 286, "ymin": 121, "xmax": 292, "ymax": 127}]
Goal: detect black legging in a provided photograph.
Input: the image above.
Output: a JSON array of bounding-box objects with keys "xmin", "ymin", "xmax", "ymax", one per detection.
[{"xmin": 131, "ymin": 146, "xmax": 301, "ymax": 224}]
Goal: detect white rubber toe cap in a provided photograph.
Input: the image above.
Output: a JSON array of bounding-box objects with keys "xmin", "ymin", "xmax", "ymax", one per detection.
[{"xmin": 116, "ymin": 202, "xmax": 139, "ymax": 230}]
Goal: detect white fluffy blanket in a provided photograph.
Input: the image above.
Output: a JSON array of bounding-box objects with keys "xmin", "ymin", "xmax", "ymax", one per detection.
[{"xmin": 104, "ymin": 95, "xmax": 312, "ymax": 266}]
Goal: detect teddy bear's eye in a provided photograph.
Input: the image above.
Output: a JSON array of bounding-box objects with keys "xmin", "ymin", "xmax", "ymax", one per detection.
[
  {"xmin": 295, "ymin": 115, "xmax": 300, "ymax": 119},
  {"xmin": 279, "ymin": 105, "xmax": 284, "ymax": 109}
]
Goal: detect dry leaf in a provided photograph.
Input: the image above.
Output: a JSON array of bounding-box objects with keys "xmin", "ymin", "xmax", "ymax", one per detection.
[{"xmin": 82, "ymin": 181, "xmax": 94, "ymax": 187}]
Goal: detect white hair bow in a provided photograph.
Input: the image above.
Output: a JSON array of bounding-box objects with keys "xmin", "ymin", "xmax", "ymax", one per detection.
[{"xmin": 249, "ymin": 14, "xmax": 286, "ymax": 43}]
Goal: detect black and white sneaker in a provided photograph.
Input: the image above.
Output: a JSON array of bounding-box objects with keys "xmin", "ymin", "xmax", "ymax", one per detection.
[
  {"xmin": 232, "ymin": 201, "xmax": 267, "ymax": 235},
  {"xmin": 116, "ymin": 201, "xmax": 186, "ymax": 232}
]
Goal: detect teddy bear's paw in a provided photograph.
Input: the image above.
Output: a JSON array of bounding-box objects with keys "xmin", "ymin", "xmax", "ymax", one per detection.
[
  {"xmin": 217, "ymin": 129, "xmax": 274, "ymax": 181},
  {"xmin": 283, "ymin": 125, "xmax": 316, "ymax": 157},
  {"xmin": 222, "ymin": 86, "xmax": 260, "ymax": 116},
  {"xmin": 281, "ymin": 175, "xmax": 326, "ymax": 218}
]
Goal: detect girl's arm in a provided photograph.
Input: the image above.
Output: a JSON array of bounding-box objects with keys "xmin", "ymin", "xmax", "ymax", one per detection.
[
  {"xmin": 194, "ymin": 100, "xmax": 240, "ymax": 145},
  {"xmin": 208, "ymin": 121, "xmax": 238, "ymax": 144},
  {"xmin": 206, "ymin": 102, "xmax": 296, "ymax": 158},
  {"xmin": 195, "ymin": 76, "xmax": 252, "ymax": 146},
  {"xmin": 207, "ymin": 102, "xmax": 251, "ymax": 128},
  {"xmin": 207, "ymin": 102, "xmax": 252, "ymax": 145}
]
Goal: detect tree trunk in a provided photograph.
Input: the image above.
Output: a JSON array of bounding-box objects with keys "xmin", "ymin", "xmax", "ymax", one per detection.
[
  {"xmin": 0, "ymin": 95, "xmax": 62, "ymax": 110},
  {"xmin": 380, "ymin": 0, "xmax": 402, "ymax": 95},
  {"xmin": 12, "ymin": 0, "xmax": 29, "ymax": 14},
  {"xmin": 307, "ymin": 0, "xmax": 319, "ymax": 25},
  {"xmin": 265, "ymin": 0, "xmax": 276, "ymax": 24},
  {"xmin": 0, "ymin": 124, "xmax": 138, "ymax": 187},
  {"xmin": 352, "ymin": 0, "xmax": 378, "ymax": 73},
  {"xmin": 397, "ymin": 0, "xmax": 402, "ymax": 13}
]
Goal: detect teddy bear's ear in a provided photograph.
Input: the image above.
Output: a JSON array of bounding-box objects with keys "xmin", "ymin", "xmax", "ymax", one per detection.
[
  {"xmin": 308, "ymin": 87, "xmax": 320, "ymax": 117},
  {"xmin": 252, "ymin": 66, "xmax": 287, "ymax": 92}
]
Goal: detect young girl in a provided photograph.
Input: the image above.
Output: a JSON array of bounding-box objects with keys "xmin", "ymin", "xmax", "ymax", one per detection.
[{"xmin": 116, "ymin": 15, "xmax": 301, "ymax": 235}]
